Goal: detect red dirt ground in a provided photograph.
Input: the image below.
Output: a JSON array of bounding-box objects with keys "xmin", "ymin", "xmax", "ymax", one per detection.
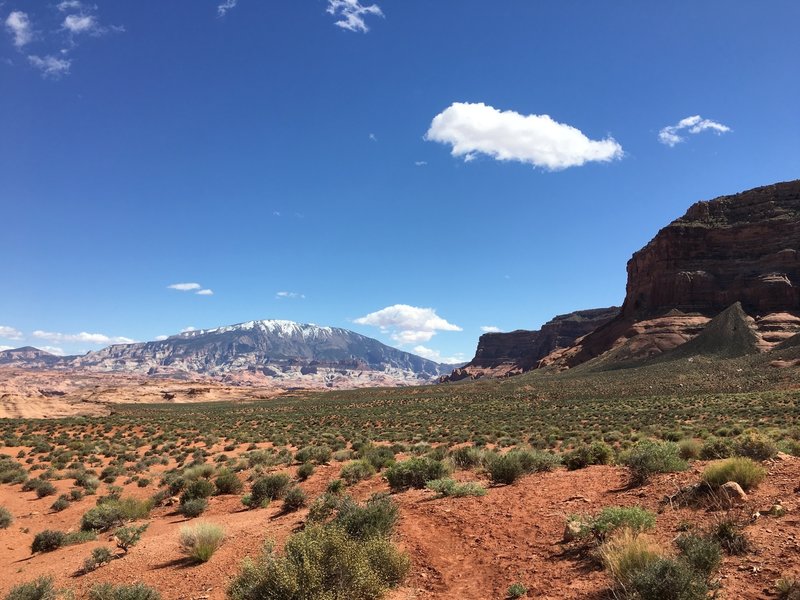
[{"xmin": 2, "ymin": 456, "xmax": 799, "ymax": 599}]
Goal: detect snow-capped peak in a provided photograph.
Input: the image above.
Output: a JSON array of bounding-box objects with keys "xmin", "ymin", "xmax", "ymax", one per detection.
[{"xmin": 174, "ymin": 319, "xmax": 338, "ymax": 340}]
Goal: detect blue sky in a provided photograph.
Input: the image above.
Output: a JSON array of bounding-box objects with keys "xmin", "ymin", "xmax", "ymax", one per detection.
[{"xmin": 2, "ymin": 1, "xmax": 799, "ymax": 362}]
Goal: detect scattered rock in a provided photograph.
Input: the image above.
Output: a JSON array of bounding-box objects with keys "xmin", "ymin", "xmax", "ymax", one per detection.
[{"xmin": 719, "ymin": 481, "xmax": 749, "ymax": 507}]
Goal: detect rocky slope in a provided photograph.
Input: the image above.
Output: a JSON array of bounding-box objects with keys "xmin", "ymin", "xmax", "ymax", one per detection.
[
  {"xmin": 545, "ymin": 180, "xmax": 800, "ymax": 369},
  {"xmin": 442, "ymin": 307, "xmax": 618, "ymax": 381},
  {"xmin": 0, "ymin": 346, "xmax": 63, "ymax": 367}
]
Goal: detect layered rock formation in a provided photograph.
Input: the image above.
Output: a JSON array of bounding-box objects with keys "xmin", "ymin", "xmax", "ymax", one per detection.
[
  {"xmin": 442, "ymin": 307, "xmax": 619, "ymax": 381},
  {"xmin": 545, "ymin": 180, "xmax": 800, "ymax": 368}
]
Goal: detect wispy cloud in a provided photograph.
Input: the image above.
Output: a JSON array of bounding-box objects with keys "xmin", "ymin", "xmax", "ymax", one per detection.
[
  {"xmin": 354, "ymin": 304, "xmax": 461, "ymax": 344},
  {"xmin": 0, "ymin": 325, "xmax": 24, "ymax": 341},
  {"xmin": 326, "ymin": 0, "xmax": 383, "ymax": 33},
  {"xmin": 412, "ymin": 345, "xmax": 465, "ymax": 364},
  {"xmin": 57, "ymin": 1, "xmax": 84, "ymax": 11},
  {"xmin": 5, "ymin": 11, "xmax": 33, "ymax": 47},
  {"xmin": 217, "ymin": 0, "xmax": 238, "ymax": 17},
  {"xmin": 481, "ymin": 326, "xmax": 502, "ymax": 333},
  {"xmin": 426, "ymin": 102, "xmax": 623, "ymax": 171},
  {"xmin": 276, "ymin": 291, "xmax": 305, "ymax": 300},
  {"xmin": 414, "ymin": 161, "xmax": 427, "ymax": 167},
  {"xmin": 27, "ymin": 54, "xmax": 71, "ymax": 78},
  {"xmin": 658, "ymin": 115, "xmax": 731, "ymax": 147},
  {"xmin": 39, "ymin": 345, "xmax": 65, "ymax": 355},
  {"xmin": 196, "ymin": 289, "xmax": 214, "ymax": 296},
  {"xmin": 154, "ymin": 335, "xmax": 169, "ymax": 341},
  {"xmin": 180, "ymin": 326, "xmax": 197, "ymax": 333},
  {"xmin": 168, "ymin": 282, "xmax": 202, "ymax": 291},
  {"xmin": 0, "ymin": 346, "xmax": 13, "ymax": 352},
  {"xmin": 369, "ymin": 133, "xmax": 378, "ymax": 142},
  {"xmin": 32, "ymin": 330, "xmax": 136, "ymax": 345}
]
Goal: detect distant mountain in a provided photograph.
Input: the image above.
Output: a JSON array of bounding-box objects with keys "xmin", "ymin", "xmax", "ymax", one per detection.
[
  {"xmin": 0, "ymin": 346, "xmax": 63, "ymax": 367},
  {"xmin": 1, "ymin": 319, "xmax": 453, "ymax": 388}
]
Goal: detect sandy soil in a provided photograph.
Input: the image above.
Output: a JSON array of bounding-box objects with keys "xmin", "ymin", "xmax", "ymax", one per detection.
[{"xmin": 1, "ymin": 455, "xmax": 798, "ymax": 599}]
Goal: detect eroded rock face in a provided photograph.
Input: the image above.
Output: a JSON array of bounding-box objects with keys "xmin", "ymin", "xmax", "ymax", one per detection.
[
  {"xmin": 441, "ymin": 307, "xmax": 619, "ymax": 381},
  {"xmin": 547, "ymin": 180, "xmax": 800, "ymax": 368},
  {"xmin": 624, "ymin": 181, "xmax": 800, "ymax": 318}
]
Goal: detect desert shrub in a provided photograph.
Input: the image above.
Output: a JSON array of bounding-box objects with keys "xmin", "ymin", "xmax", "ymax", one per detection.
[
  {"xmin": 246, "ymin": 473, "xmax": 291, "ymax": 508},
  {"xmin": 81, "ymin": 498, "xmax": 152, "ymax": 531},
  {"xmin": 227, "ymin": 524, "xmax": 408, "ymax": 600},
  {"xmin": 83, "ymin": 546, "xmax": 114, "ymax": 573},
  {"xmin": 296, "ymin": 462, "xmax": 314, "ymax": 481},
  {"xmin": 214, "ymin": 468, "xmax": 243, "ymax": 494},
  {"xmin": 385, "ymin": 457, "xmax": 450, "ymax": 491},
  {"xmin": 677, "ymin": 439, "xmax": 702, "ymax": 460},
  {"xmin": 334, "ymin": 494, "xmax": 398, "ymax": 540},
  {"xmin": 5, "ymin": 576, "xmax": 56, "ymax": 600},
  {"xmin": 326, "ymin": 478, "xmax": 344, "ymax": 494},
  {"xmin": 776, "ymin": 578, "xmax": 800, "ymax": 600},
  {"xmin": 88, "ymin": 582, "xmax": 161, "ymax": 600},
  {"xmin": 332, "ymin": 449, "xmax": 354, "ymax": 462},
  {"xmin": 358, "ymin": 444, "xmax": 395, "ymax": 470},
  {"xmin": 179, "ymin": 498, "xmax": 208, "ymax": 518},
  {"xmin": 282, "ymin": 486, "xmax": 307, "ymax": 512},
  {"xmin": 508, "ymin": 448, "xmax": 561, "ymax": 472},
  {"xmin": 50, "ymin": 495, "xmax": 70, "ymax": 512},
  {"xmin": 340, "ymin": 460, "xmax": 376, "ymax": 485},
  {"xmin": 449, "ymin": 446, "xmax": 482, "ymax": 470},
  {"xmin": 31, "ymin": 530, "xmax": 66, "ymax": 553},
  {"xmin": 179, "ymin": 522, "xmax": 225, "ymax": 563},
  {"xmin": 34, "ymin": 481, "xmax": 57, "ymax": 499},
  {"xmin": 294, "ymin": 445, "xmax": 331, "ymax": 465},
  {"xmin": 115, "ymin": 523, "xmax": 148, "ymax": 552},
  {"xmin": 563, "ymin": 441, "xmax": 614, "ymax": 470},
  {"xmin": 0, "ymin": 506, "xmax": 13, "ymax": 529},
  {"xmin": 591, "ymin": 506, "xmax": 656, "ymax": 539},
  {"xmin": 701, "ymin": 457, "xmax": 766, "ymax": 491},
  {"xmin": 506, "ymin": 583, "xmax": 528, "ymax": 599},
  {"xmin": 700, "ymin": 437, "xmax": 734, "ymax": 460},
  {"xmin": 600, "ymin": 529, "xmax": 662, "ymax": 588},
  {"xmin": 181, "ymin": 478, "xmax": 215, "ymax": 503},
  {"xmin": 426, "ymin": 478, "xmax": 486, "ymax": 498},
  {"xmin": 713, "ymin": 519, "xmax": 750, "ymax": 554},
  {"xmin": 627, "ymin": 557, "xmax": 709, "ymax": 600},
  {"xmin": 621, "ymin": 440, "xmax": 687, "ymax": 485},
  {"xmin": 676, "ymin": 533, "xmax": 722, "ymax": 578},
  {"xmin": 735, "ymin": 433, "xmax": 778, "ymax": 461},
  {"xmin": 486, "ymin": 453, "xmax": 524, "ymax": 485},
  {"xmin": 0, "ymin": 456, "xmax": 28, "ymax": 485}
]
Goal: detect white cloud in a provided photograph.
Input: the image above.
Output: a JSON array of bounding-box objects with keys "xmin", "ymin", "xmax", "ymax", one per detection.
[
  {"xmin": 57, "ymin": 1, "xmax": 84, "ymax": 11},
  {"xmin": 354, "ymin": 304, "xmax": 461, "ymax": 344},
  {"xmin": 369, "ymin": 133, "xmax": 377, "ymax": 142},
  {"xmin": 326, "ymin": 0, "xmax": 383, "ymax": 33},
  {"xmin": 0, "ymin": 346, "xmax": 13, "ymax": 352},
  {"xmin": 276, "ymin": 291, "xmax": 305, "ymax": 300},
  {"xmin": 425, "ymin": 102, "xmax": 624, "ymax": 171},
  {"xmin": 168, "ymin": 282, "xmax": 202, "ymax": 291},
  {"xmin": 6, "ymin": 11, "xmax": 33, "ymax": 47},
  {"xmin": 196, "ymin": 289, "xmax": 214, "ymax": 296},
  {"xmin": 32, "ymin": 330, "xmax": 135, "ymax": 345},
  {"xmin": 180, "ymin": 326, "xmax": 196, "ymax": 333},
  {"xmin": 658, "ymin": 115, "xmax": 731, "ymax": 147},
  {"xmin": 412, "ymin": 345, "xmax": 465, "ymax": 364},
  {"xmin": 414, "ymin": 161, "xmax": 427, "ymax": 166},
  {"xmin": 63, "ymin": 14, "xmax": 97, "ymax": 34},
  {"xmin": 39, "ymin": 346, "xmax": 65, "ymax": 356},
  {"xmin": 0, "ymin": 325, "xmax": 23, "ymax": 341},
  {"xmin": 28, "ymin": 55, "xmax": 71, "ymax": 78},
  {"xmin": 154, "ymin": 335, "xmax": 168, "ymax": 341},
  {"xmin": 481, "ymin": 326, "xmax": 502, "ymax": 333},
  {"xmin": 217, "ymin": 0, "xmax": 237, "ymax": 17}
]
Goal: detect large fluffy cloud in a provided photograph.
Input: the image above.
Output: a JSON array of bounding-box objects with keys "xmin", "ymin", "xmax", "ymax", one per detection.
[
  {"xmin": 425, "ymin": 102, "xmax": 623, "ymax": 171},
  {"xmin": 658, "ymin": 115, "xmax": 731, "ymax": 147},
  {"xmin": 32, "ymin": 330, "xmax": 135, "ymax": 345},
  {"xmin": 354, "ymin": 304, "xmax": 461, "ymax": 344},
  {"xmin": 326, "ymin": 0, "xmax": 383, "ymax": 33}
]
